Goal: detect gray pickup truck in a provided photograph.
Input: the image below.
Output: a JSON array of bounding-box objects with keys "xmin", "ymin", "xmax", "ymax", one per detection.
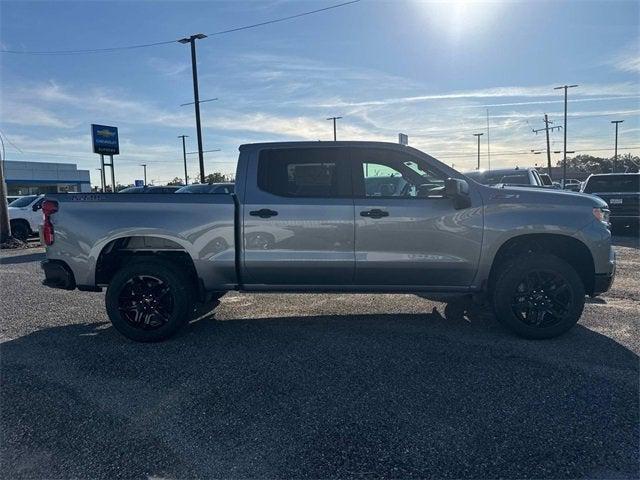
[{"xmin": 40, "ymin": 142, "xmax": 615, "ymax": 342}]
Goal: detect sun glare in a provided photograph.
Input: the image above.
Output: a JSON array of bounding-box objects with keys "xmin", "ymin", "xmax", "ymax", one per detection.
[{"xmin": 417, "ymin": 0, "xmax": 502, "ymax": 42}]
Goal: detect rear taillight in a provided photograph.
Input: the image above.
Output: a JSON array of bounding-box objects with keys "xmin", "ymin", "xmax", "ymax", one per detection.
[{"xmin": 42, "ymin": 200, "xmax": 58, "ymax": 246}]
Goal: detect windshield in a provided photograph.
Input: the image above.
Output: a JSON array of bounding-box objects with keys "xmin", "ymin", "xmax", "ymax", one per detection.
[
  {"xmin": 583, "ymin": 175, "xmax": 639, "ymax": 193},
  {"xmin": 8, "ymin": 195, "xmax": 39, "ymax": 207}
]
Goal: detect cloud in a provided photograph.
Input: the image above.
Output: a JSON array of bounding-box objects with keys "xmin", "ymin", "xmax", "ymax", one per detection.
[
  {"xmin": 1, "ymin": 100, "xmax": 73, "ymax": 128},
  {"xmin": 608, "ymin": 44, "xmax": 640, "ymax": 73},
  {"xmin": 310, "ymin": 83, "xmax": 640, "ymax": 109},
  {"xmin": 147, "ymin": 57, "xmax": 190, "ymax": 77}
]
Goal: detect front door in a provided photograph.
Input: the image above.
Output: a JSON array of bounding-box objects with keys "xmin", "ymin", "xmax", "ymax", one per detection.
[
  {"xmin": 351, "ymin": 147, "xmax": 483, "ymax": 287},
  {"xmin": 242, "ymin": 146, "xmax": 355, "ymax": 286}
]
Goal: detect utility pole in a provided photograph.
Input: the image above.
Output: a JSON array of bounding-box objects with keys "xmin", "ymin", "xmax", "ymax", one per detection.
[
  {"xmin": 178, "ymin": 135, "xmax": 189, "ymax": 185},
  {"xmin": 554, "ymin": 84, "xmax": 578, "ymax": 187},
  {"xmin": 140, "ymin": 164, "xmax": 147, "ymax": 186},
  {"xmin": 0, "ymin": 135, "xmax": 10, "ymax": 242},
  {"xmin": 473, "ymin": 133, "xmax": 483, "ymax": 170},
  {"xmin": 486, "ymin": 109, "xmax": 491, "ymax": 171},
  {"xmin": 611, "ymin": 120, "xmax": 624, "ymax": 173},
  {"xmin": 533, "ymin": 114, "xmax": 562, "ymax": 177},
  {"xmin": 326, "ymin": 116, "xmax": 342, "ymax": 141},
  {"xmin": 178, "ymin": 33, "xmax": 207, "ymax": 183}
]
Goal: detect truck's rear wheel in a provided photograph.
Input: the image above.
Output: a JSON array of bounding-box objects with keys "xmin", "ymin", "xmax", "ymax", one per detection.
[
  {"xmin": 105, "ymin": 259, "xmax": 194, "ymax": 342},
  {"xmin": 492, "ymin": 254, "xmax": 585, "ymax": 339}
]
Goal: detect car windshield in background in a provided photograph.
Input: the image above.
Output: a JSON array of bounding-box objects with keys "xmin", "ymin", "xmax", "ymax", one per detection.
[
  {"xmin": 118, "ymin": 187, "xmax": 145, "ymax": 193},
  {"xmin": 176, "ymin": 184, "xmax": 234, "ymax": 194},
  {"xmin": 583, "ymin": 175, "xmax": 639, "ymax": 193},
  {"xmin": 8, "ymin": 195, "xmax": 39, "ymax": 207},
  {"xmin": 466, "ymin": 171, "xmax": 530, "ymax": 186}
]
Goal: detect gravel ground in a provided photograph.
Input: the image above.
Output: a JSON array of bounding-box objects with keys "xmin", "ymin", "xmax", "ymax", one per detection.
[{"xmin": 1, "ymin": 236, "xmax": 638, "ymax": 479}]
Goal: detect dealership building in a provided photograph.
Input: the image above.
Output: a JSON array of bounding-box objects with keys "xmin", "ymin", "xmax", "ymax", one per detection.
[{"xmin": 4, "ymin": 160, "xmax": 92, "ymax": 196}]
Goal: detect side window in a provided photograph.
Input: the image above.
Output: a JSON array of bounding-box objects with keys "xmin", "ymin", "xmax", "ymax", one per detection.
[
  {"xmin": 258, "ymin": 148, "xmax": 349, "ymax": 198},
  {"xmin": 357, "ymin": 149, "xmax": 446, "ymax": 199}
]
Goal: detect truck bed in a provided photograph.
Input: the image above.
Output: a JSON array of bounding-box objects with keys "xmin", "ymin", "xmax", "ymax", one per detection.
[{"xmin": 44, "ymin": 193, "xmax": 238, "ymax": 290}]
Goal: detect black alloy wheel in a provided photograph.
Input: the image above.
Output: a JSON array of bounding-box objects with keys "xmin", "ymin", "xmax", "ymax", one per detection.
[
  {"xmin": 106, "ymin": 259, "xmax": 195, "ymax": 342},
  {"xmin": 493, "ymin": 253, "xmax": 585, "ymax": 339},
  {"xmin": 511, "ymin": 270, "xmax": 574, "ymax": 328},
  {"xmin": 117, "ymin": 275, "xmax": 174, "ymax": 330}
]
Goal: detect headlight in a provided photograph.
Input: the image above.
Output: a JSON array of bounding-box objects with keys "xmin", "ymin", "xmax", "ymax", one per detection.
[{"xmin": 593, "ymin": 207, "xmax": 610, "ymax": 225}]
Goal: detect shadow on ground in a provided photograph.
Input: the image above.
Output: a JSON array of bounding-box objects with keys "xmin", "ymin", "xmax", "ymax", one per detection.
[
  {"xmin": 0, "ymin": 251, "xmax": 45, "ymax": 265},
  {"xmin": 2, "ymin": 300, "xmax": 638, "ymax": 479}
]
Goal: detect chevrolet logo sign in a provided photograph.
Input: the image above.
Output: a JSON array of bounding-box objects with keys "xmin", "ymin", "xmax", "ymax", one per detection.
[{"xmin": 96, "ymin": 129, "xmax": 116, "ymax": 138}]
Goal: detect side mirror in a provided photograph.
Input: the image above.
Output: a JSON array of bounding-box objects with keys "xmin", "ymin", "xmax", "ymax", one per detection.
[
  {"xmin": 445, "ymin": 178, "xmax": 471, "ymax": 209},
  {"xmin": 32, "ymin": 203, "xmax": 42, "ymax": 212}
]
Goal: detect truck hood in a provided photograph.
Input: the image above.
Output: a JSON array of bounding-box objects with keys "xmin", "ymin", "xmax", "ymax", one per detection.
[{"xmin": 480, "ymin": 185, "xmax": 608, "ymax": 208}]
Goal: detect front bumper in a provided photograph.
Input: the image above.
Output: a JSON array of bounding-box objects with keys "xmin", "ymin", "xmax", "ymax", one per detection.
[
  {"xmin": 41, "ymin": 259, "xmax": 76, "ymax": 290},
  {"xmin": 592, "ymin": 248, "xmax": 616, "ymax": 296}
]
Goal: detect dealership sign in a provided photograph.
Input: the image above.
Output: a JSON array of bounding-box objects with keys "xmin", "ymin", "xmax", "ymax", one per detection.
[{"xmin": 91, "ymin": 124, "xmax": 119, "ymax": 155}]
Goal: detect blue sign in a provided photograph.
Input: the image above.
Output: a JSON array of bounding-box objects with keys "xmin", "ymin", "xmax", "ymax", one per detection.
[
  {"xmin": 91, "ymin": 124, "xmax": 119, "ymax": 155},
  {"xmin": 134, "ymin": 179, "xmax": 144, "ymax": 187}
]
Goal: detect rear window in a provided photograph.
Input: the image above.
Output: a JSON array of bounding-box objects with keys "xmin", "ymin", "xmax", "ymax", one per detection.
[
  {"xmin": 8, "ymin": 195, "xmax": 38, "ymax": 207},
  {"xmin": 465, "ymin": 171, "xmax": 530, "ymax": 186},
  {"xmin": 257, "ymin": 148, "xmax": 349, "ymax": 198},
  {"xmin": 499, "ymin": 174, "xmax": 531, "ymax": 185},
  {"xmin": 539, "ymin": 174, "xmax": 553, "ymax": 186},
  {"xmin": 583, "ymin": 175, "xmax": 639, "ymax": 193}
]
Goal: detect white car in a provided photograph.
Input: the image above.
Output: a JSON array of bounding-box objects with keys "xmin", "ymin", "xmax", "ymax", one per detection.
[{"xmin": 8, "ymin": 195, "xmax": 44, "ymax": 240}]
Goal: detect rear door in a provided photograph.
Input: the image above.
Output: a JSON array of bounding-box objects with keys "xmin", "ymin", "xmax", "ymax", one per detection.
[
  {"xmin": 242, "ymin": 146, "xmax": 355, "ymax": 286},
  {"xmin": 351, "ymin": 147, "xmax": 483, "ymax": 287}
]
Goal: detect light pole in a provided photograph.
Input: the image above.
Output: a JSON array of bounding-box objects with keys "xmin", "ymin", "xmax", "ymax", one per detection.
[
  {"xmin": 326, "ymin": 116, "xmax": 342, "ymax": 141},
  {"xmin": 473, "ymin": 133, "xmax": 483, "ymax": 170},
  {"xmin": 140, "ymin": 164, "xmax": 147, "ymax": 186},
  {"xmin": 178, "ymin": 135, "xmax": 189, "ymax": 185},
  {"xmin": 96, "ymin": 168, "xmax": 104, "ymax": 191},
  {"xmin": 0, "ymin": 135, "xmax": 10, "ymax": 242},
  {"xmin": 611, "ymin": 120, "xmax": 624, "ymax": 173},
  {"xmin": 178, "ymin": 33, "xmax": 207, "ymax": 183},
  {"xmin": 554, "ymin": 84, "xmax": 578, "ymax": 188}
]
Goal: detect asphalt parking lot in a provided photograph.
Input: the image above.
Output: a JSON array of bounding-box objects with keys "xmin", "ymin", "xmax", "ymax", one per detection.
[{"xmin": 1, "ymin": 236, "xmax": 638, "ymax": 479}]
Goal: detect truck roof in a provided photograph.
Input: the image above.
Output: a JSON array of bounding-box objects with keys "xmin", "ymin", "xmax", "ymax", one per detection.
[{"xmin": 239, "ymin": 140, "xmax": 418, "ymax": 152}]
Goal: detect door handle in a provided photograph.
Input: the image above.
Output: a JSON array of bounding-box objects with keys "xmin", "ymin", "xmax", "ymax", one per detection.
[
  {"xmin": 360, "ymin": 209, "xmax": 389, "ymax": 219},
  {"xmin": 250, "ymin": 208, "xmax": 278, "ymax": 219}
]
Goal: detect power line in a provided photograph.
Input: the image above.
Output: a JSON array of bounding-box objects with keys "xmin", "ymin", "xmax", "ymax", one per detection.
[
  {"xmin": 0, "ymin": 130, "xmax": 23, "ymax": 153},
  {"xmin": 0, "ymin": 40, "xmax": 178, "ymax": 56},
  {"xmin": 1, "ymin": 0, "xmax": 361, "ymax": 56},
  {"xmin": 207, "ymin": 0, "xmax": 360, "ymax": 36}
]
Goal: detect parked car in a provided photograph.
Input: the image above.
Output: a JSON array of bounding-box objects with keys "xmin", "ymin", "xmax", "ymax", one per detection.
[
  {"xmin": 118, "ymin": 185, "xmax": 181, "ymax": 194},
  {"xmin": 562, "ymin": 179, "xmax": 582, "ymax": 192},
  {"xmin": 582, "ymin": 173, "xmax": 639, "ymax": 230},
  {"xmin": 40, "ymin": 141, "xmax": 614, "ymax": 342},
  {"xmin": 7, "ymin": 194, "xmax": 44, "ymax": 240},
  {"xmin": 463, "ymin": 167, "xmax": 544, "ymax": 187},
  {"xmin": 176, "ymin": 183, "xmax": 235, "ymax": 194}
]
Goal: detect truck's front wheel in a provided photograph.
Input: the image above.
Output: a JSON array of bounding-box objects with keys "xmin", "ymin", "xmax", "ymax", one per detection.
[
  {"xmin": 106, "ymin": 259, "xmax": 194, "ymax": 342},
  {"xmin": 493, "ymin": 254, "xmax": 585, "ymax": 339}
]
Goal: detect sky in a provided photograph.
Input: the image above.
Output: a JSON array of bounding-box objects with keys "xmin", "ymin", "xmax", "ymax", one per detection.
[{"xmin": 1, "ymin": 0, "xmax": 639, "ymax": 186}]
